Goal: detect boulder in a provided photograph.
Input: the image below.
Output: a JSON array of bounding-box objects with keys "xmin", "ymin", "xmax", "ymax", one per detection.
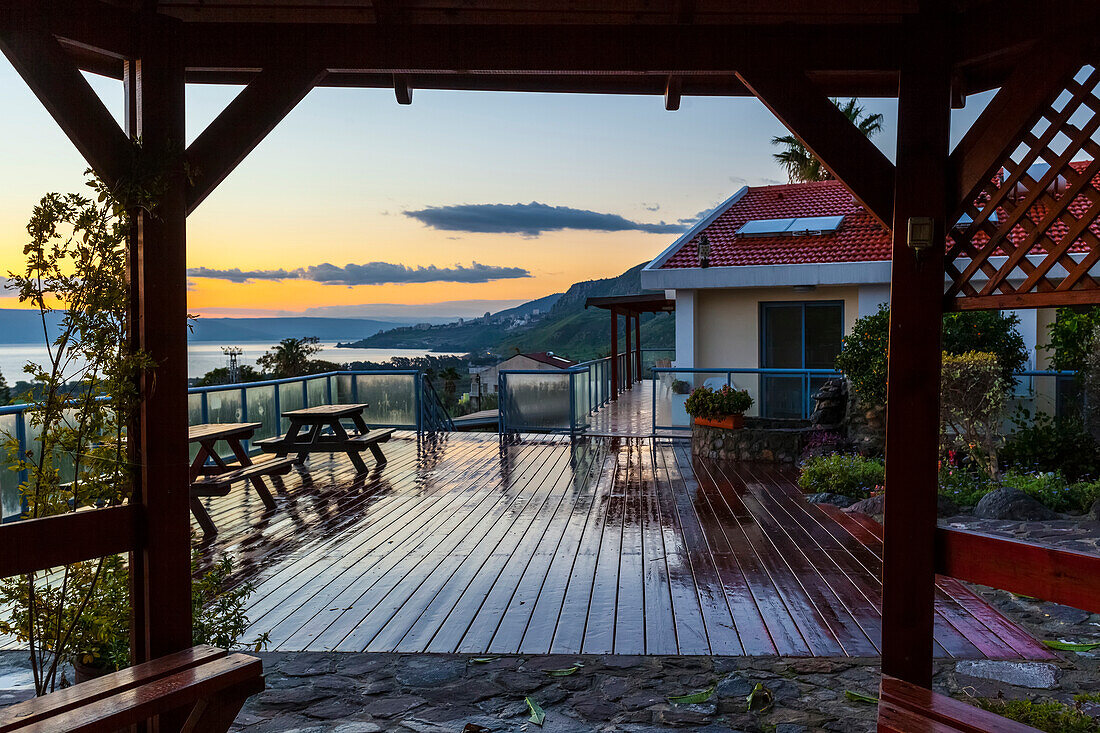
[
  {"xmin": 805, "ymin": 492, "xmax": 857, "ymax": 508},
  {"xmin": 974, "ymin": 488, "xmax": 1056, "ymax": 521},
  {"xmin": 844, "ymin": 494, "xmax": 884, "ymax": 519},
  {"xmin": 1090, "ymin": 498, "xmax": 1100, "ymax": 522}
]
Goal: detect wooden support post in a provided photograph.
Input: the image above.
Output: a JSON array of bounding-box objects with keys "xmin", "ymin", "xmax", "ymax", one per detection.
[
  {"xmin": 610, "ymin": 307, "xmax": 619, "ymax": 400},
  {"xmin": 126, "ymin": 14, "xmax": 193, "ymax": 665},
  {"xmin": 635, "ymin": 314, "xmax": 642, "ymax": 382},
  {"xmin": 881, "ymin": 8, "xmax": 951, "ymax": 688},
  {"xmin": 624, "ymin": 310, "xmax": 633, "ymax": 386}
]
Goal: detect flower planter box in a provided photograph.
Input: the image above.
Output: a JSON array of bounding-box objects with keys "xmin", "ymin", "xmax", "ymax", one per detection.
[{"xmin": 693, "ymin": 414, "xmax": 745, "ymax": 430}]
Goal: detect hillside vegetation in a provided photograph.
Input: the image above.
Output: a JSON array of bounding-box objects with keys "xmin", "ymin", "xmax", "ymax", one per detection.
[{"xmin": 341, "ymin": 262, "xmax": 675, "ymax": 361}]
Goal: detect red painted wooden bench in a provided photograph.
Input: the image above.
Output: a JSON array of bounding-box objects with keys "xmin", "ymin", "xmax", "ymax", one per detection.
[
  {"xmin": 878, "ymin": 675, "xmax": 1040, "ymax": 732},
  {"xmin": 0, "ymin": 645, "xmax": 263, "ymax": 733}
]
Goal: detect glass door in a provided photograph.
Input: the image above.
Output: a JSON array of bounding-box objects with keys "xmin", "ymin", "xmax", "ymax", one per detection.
[{"xmin": 760, "ymin": 301, "xmax": 843, "ymax": 418}]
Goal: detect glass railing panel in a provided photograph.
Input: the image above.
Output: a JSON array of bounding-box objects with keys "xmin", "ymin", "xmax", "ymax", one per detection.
[
  {"xmin": 571, "ymin": 371, "xmax": 589, "ymax": 430},
  {"xmin": 355, "ymin": 373, "xmax": 417, "ymax": 427},
  {"xmin": 277, "ymin": 381, "xmax": 305, "ymax": 433},
  {"xmin": 306, "ymin": 377, "xmax": 328, "ymax": 407},
  {"xmin": 334, "ymin": 374, "xmax": 354, "ymax": 403},
  {"xmin": 0, "ymin": 413, "xmax": 21, "ymax": 519},
  {"xmin": 502, "ymin": 372, "xmax": 573, "ymax": 433},
  {"xmin": 206, "ymin": 389, "xmax": 243, "ymax": 425},
  {"xmin": 188, "ymin": 393, "xmax": 203, "ymax": 425},
  {"xmin": 245, "ymin": 384, "xmax": 278, "ymax": 441}
]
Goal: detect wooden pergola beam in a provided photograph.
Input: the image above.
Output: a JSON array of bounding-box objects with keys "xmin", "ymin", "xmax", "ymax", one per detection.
[
  {"xmin": 736, "ymin": 67, "xmax": 896, "ymax": 229},
  {"xmin": 180, "ymin": 22, "xmax": 904, "ymax": 74},
  {"xmin": 186, "ymin": 64, "xmax": 326, "ymax": 214},
  {"xmin": 949, "ymin": 46, "xmax": 1082, "ymax": 217},
  {"xmin": 0, "ymin": 20, "xmax": 131, "ymax": 188}
]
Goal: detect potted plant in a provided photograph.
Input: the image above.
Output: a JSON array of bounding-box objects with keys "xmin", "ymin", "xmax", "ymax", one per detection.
[{"xmin": 685, "ymin": 385, "xmax": 754, "ymax": 430}]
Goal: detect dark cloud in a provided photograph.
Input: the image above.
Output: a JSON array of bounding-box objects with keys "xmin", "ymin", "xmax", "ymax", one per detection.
[
  {"xmin": 403, "ymin": 201, "xmax": 687, "ymax": 236},
  {"xmin": 187, "ymin": 261, "xmax": 531, "ymax": 286}
]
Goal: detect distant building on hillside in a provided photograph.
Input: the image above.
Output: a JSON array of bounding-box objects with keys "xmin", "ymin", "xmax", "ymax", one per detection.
[{"xmin": 471, "ymin": 352, "xmax": 577, "ymax": 396}]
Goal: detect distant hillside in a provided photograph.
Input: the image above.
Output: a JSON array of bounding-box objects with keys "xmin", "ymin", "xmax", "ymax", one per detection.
[
  {"xmin": 188, "ymin": 317, "xmax": 401, "ymax": 342},
  {"xmin": 342, "ymin": 263, "xmax": 674, "ymax": 361},
  {"xmin": 0, "ymin": 310, "xmax": 66, "ymax": 343}
]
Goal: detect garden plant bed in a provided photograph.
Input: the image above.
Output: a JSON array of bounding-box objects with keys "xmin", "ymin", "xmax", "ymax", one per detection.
[{"xmin": 691, "ymin": 417, "xmax": 814, "ymax": 464}]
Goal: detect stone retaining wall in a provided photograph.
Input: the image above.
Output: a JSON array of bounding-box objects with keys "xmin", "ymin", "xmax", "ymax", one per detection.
[{"xmin": 691, "ymin": 417, "xmax": 811, "ymax": 464}]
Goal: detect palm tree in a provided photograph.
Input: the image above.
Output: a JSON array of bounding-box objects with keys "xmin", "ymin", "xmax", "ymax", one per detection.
[
  {"xmin": 771, "ymin": 98, "xmax": 884, "ymax": 183},
  {"xmin": 257, "ymin": 336, "xmax": 322, "ymax": 378}
]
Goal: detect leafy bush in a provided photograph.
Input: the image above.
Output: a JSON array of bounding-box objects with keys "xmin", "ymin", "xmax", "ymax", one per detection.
[
  {"xmin": 193, "ymin": 553, "xmax": 268, "ymax": 652},
  {"xmin": 684, "ymin": 385, "xmax": 753, "ymax": 419},
  {"xmin": 938, "ymin": 463, "xmax": 995, "ymax": 507},
  {"xmin": 940, "ymin": 352, "xmax": 1007, "ymax": 478},
  {"xmin": 1001, "ymin": 411, "xmax": 1100, "ymax": 482},
  {"xmin": 1041, "ymin": 306, "xmax": 1100, "ymax": 373},
  {"xmin": 835, "ymin": 304, "xmax": 889, "ymax": 406},
  {"xmin": 977, "ymin": 694, "xmax": 1100, "ymax": 733},
  {"xmin": 671, "ymin": 379, "xmax": 691, "ymax": 395},
  {"xmin": 942, "ymin": 311, "xmax": 1028, "ymax": 386},
  {"xmin": 1002, "ymin": 471, "xmax": 1100, "ymax": 514},
  {"xmin": 798, "ymin": 454, "xmax": 885, "ymax": 499},
  {"xmin": 835, "ymin": 305, "xmax": 1029, "ymax": 406}
]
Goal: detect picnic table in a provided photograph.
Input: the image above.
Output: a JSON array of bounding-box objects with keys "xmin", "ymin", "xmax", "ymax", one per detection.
[
  {"xmin": 256, "ymin": 404, "xmax": 393, "ymax": 474},
  {"xmin": 188, "ymin": 422, "xmax": 295, "ymax": 535}
]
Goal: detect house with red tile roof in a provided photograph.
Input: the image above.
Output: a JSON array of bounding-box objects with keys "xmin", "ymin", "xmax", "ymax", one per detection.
[
  {"xmin": 640, "ymin": 177, "xmax": 1067, "ymax": 419},
  {"xmin": 470, "ymin": 351, "xmax": 576, "ymax": 397}
]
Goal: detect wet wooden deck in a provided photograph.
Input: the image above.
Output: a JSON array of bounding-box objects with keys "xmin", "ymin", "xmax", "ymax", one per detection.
[{"xmin": 192, "ymin": 432, "xmax": 1052, "ymax": 658}]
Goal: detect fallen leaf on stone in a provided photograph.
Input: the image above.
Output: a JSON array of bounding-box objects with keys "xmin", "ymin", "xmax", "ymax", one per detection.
[
  {"xmin": 746, "ymin": 682, "xmax": 774, "ymax": 713},
  {"xmin": 545, "ymin": 663, "xmax": 583, "ymax": 677},
  {"xmin": 844, "ymin": 690, "xmax": 879, "ymax": 704},
  {"xmin": 667, "ymin": 685, "xmax": 715, "ymax": 704},
  {"xmin": 463, "ymin": 725, "xmax": 490, "ymax": 733},
  {"xmin": 1044, "ymin": 640, "xmax": 1100, "ymax": 652},
  {"xmin": 525, "ymin": 696, "xmax": 546, "ymax": 726},
  {"xmin": 469, "ymin": 656, "xmax": 500, "ymax": 664}
]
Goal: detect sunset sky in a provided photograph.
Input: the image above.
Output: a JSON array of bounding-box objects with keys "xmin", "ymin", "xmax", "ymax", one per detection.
[{"xmin": 0, "ymin": 58, "xmax": 992, "ymax": 320}]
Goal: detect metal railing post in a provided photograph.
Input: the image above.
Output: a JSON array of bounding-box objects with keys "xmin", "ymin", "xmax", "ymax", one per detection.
[
  {"xmin": 200, "ymin": 392, "xmax": 209, "ymax": 423},
  {"xmin": 351, "ymin": 373, "xmax": 359, "ymax": 403},
  {"xmin": 301, "ymin": 378, "xmax": 308, "ymax": 408},
  {"xmin": 416, "ymin": 373, "xmax": 424, "ymax": 435}
]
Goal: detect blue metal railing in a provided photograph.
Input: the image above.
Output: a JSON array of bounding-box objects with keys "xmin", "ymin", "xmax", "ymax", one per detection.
[{"xmin": 420, "ymin": 375, "xmax": 455, "ymax": 434}]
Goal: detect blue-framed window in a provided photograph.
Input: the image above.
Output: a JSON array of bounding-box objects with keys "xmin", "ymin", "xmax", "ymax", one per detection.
[{"xmin": 759, "ymin": 300, "xmax": 844, "ymax": 418}]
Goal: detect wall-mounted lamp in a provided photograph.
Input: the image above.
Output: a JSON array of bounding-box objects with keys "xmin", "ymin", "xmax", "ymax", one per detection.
[
  {"xmin": 907, "ymin": 217, "xmax": 934, "ymax": 264},
  {"xmin": 697, "ymin": 235, "xmax": 711, "ymax": 268}
]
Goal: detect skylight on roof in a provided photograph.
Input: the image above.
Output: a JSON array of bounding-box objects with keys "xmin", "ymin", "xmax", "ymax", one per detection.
[{"xmin": 736, "ymin": 215, "xmax": 844, "ymax": 238}]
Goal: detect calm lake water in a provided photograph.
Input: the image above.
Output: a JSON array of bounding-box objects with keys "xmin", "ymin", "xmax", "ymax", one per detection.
[{"xmin": 0, "ymin": 342, "xmax": 458, "ymax": 383}]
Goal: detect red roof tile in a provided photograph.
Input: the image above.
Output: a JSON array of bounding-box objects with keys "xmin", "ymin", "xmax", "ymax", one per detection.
[
  {"xmin": 661, "ymin": 163, "xmax": 1100, "ymax": 270},
  {"xmin": 660, "ymin": 180, "xmax": 891, "ymax": 269}
]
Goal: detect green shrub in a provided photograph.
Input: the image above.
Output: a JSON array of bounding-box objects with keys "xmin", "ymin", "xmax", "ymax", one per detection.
[
  {"xmin": 938, "ymin": 464, "xmax": 995, "ymax": 507},
  {"xmin": 835, "ymin": 304, "xmax": 889, "ymax": 406},
  {"xmin": 976, "ymin": 694, "xmax": 1100, "ymax": 733},
  {"xmin": 1041, "ymin": 306, "xmax": 1100, "ymax": 373},
  {"xmin": 940, "ymin": 351, "xmax": 1007, "ymax": 478},
  {"xmin": 798, "ymin": 454, "xmax": 885, "ymax": 499},
  {"xmin": 684, "ymin": 385, "xmax": 753, "ymax": 419},
  {"xmin": 835, "ymin": 305, "xmax": 1029, "ymax": 407},
  {"xmin": 1002, "ymin": 470, "xmax": 1100, "ymax": 514},
  {"xmin": 1002, "ymin": 412, "xmax": 1100, "ymax": 482}
]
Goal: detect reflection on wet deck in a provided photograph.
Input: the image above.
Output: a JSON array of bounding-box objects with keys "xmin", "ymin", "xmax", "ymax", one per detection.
[{"xmin": 191, "ymin": 432, "xmax": 1052, "ymax": 658}]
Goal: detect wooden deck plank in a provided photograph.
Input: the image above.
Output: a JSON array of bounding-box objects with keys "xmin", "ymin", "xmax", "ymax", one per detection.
[
  {"xmin": 650, "ymin": 441, "xmax": 712, "ymax": 654},
  {"xmin": 317, "ymin": 438, "xmax": 559, "ymax": 652},
  {"xmin": 581, "ymin": 438, "xmax": 630, "ymax": 654},
  {"xmin": 639, "ymin": 441, "xmax": 679, "ymax": 655},
  {"xmin": 379, "ymin": 439, "xmax": 576, "ymax": 653},
  {"xmin": 251, "ymin": 438, "xmax": 503, "ymax": 646},
  {"xmin": 516, "ymin": 441, "xmax": 616, "ymax": 654},
  {"xmin": 661, "ymin": 443, "xmax": 744, "ymax": 655},
  {"xmin": 483, "ymin": 440, "xmax": 607, "ymax": 654},
  {"xmin": 160, "ymin": 433, "xmax": 1055, "ymax": 661},
  {"xmin": 403, "ymin": 438, "xmax": 571, "ymax": 653},
  {"xmin": 273, "ymin": 439, "xmax": 551, "ymax": 650},
  {"xmin": 674, "ymin": 447, "xmax": 793, "ymax": 656}
]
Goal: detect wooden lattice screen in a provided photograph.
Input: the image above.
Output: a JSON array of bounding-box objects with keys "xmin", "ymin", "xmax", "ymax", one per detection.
[{"xmin": 946, "ymin": 64, "xmax": 1100, "ymax": 311}]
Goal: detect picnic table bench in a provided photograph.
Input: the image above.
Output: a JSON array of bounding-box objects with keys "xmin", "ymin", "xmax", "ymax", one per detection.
[
  {"xmin": 0, "ymin": 645, "xmax": 263, "ymax": 733},
  {"xmin": 189, "ymin": 422, "xmax": 295, "ymax": 536},
  {"xmin": 256, "ymin": 403, "xmax": 392, "ymax": 474}
]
